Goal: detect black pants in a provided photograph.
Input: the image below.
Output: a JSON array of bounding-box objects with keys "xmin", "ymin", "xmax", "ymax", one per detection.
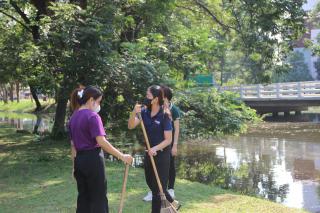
[
  {"xmin": 74, "ymin": 148, "xmax": 108, "ymax": 213},
  {"xmin": 145, "ymin": 148, "xmax": 174, "ymax": 213},
  {"xmin": 168, "ymin": 153, "xmax": 176, "ymax": 190}
]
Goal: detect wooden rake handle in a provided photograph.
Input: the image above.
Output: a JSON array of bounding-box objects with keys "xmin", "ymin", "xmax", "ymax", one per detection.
[
  {"xmin": 118, "ymin": 164, "xmax": 130, "ymax": 213},
  {"xmin": 137, "ymin": 113, "xmax": 164, "ymax": 194}
]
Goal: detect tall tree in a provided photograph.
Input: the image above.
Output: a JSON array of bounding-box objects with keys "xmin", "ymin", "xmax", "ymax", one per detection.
[{"xmin": 0, "ymin": 0, "xmax": 55, "ymax": 110}]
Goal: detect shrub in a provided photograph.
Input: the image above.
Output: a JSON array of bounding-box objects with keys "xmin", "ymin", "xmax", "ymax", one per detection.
[{"xmin": 174, "ymin": 88, "xmax": 259, "ymax": 138}]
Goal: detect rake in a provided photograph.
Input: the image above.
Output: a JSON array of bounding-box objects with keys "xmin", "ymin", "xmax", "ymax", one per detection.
[
  {"xmin": 138, "ymin": 113, "xmax": 178, "ymax": 213},
  {"xmin": 118, "ymin": 163, "xmax": 130, "ymax": 213}
]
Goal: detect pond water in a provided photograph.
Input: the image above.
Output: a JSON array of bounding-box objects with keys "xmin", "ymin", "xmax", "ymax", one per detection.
[
  {"xmin": 1, "ymin": 112, "xmax": 320, "ymax": 212},
  {"xmin": 174, "ymin": 122, "xmax": 320, "ymax": 213},
  {"xmin": 0, "ymin": 112, "xmax": 53, "ymax": 134}
]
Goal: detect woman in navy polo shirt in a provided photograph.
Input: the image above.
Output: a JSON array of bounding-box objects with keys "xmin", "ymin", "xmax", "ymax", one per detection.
[
  {"xmin": 69, "ymin": 86, "xmax": 133, "ymax": 213},
  {"xmin": 128, "ymin": 85, "xmax": 175, "ymax": 213}
]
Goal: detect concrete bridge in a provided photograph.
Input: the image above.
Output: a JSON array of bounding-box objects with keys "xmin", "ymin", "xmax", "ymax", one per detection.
[{"xmin": 220, "ymin": 81, "xmax": 320, "ymax": 115}]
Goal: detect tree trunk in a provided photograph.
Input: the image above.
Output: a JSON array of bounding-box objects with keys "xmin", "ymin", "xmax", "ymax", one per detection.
[
  {"xmin": 51, "ymin": 77, "xmax": 72, "ymax": 139},
  {"xmin": 16, "ymin": 82, "xmax": 20, "ymax": 102},
  {"xmin": 51, "ymin": 95, "xmax": 68, "ymax": 139},
  {"xmin": 220, "ymin": 55, "xmax": 225, "ymax": 86},
  {"xmin": 29, "ymin": 84, "xmax": 42, "ymax": 111},
  {"xmin": 10, "ymin": 2, "xmax": 46, "ymax": 106},
  {"xmin": 54, "ymin": 85, "xmax": 59, "ymax": 104},
  {"xmin": 0, "ymin": 85, "xmax": 4, "ymax": 103},
  {"xmin": 183, "ymin": 67, "xmax": 191, "ymax": 80},
  {"xmin": 17, "ymin": 118, "xmax": 22, "ymax": 129},
  {"xmin": 51, "ymin": 72, "xmax": 77, "ymax": 138},
  {"xmin": 4, "ymin": 87, "xmax": 8, "ymax": 104},
  {"xmin": 9, "ymin": 82, "xmax": 14, "ymax": 102},
  {"xmin": 33, "ymin": 114, "xmax": 42, "ymax": 134}
]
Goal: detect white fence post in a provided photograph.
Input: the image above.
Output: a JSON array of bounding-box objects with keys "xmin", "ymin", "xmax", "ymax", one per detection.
[
  {"xmin": 240, "ymin": 85, "xmax": 244, "ymax": 98},
  {"xmin": 257, "ymin": 84, "xmax": 262, "ymax": 98},
  {"xmin": 276, "ymin": 83, "xmax": 280, "ymax": 99},
  {"xmin": 297, "ymin": 82, "xmax": 302, "ymax": 98}
]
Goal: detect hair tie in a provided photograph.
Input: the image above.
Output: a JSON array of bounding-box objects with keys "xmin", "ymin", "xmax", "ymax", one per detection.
[{"xmin": 77, "ymin": 90, "xmax": 84, "ymax": 98}]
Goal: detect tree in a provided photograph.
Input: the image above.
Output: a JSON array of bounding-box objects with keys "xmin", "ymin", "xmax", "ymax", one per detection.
[
  {"xmin": 225, "ymin": 0, "xmax": 306, "ymax": 83},
  {"xmin": 0, "ymin": 0, "xmax": 54, "ymax": 110},
  {"xmin": 0, "ymin": 15, "xmax": 27, "ymax": 103},
  {"xmin": 272, "ymin": 51, "xmax": 313, "ymax": 82},
  {"xmin": 0, "ymin": 0, "xmax": 308, "ymax": 137}
]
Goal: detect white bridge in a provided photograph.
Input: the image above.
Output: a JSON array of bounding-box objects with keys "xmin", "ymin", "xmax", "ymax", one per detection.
[{"xmin": 220, "ymin": 81, "xmax": 320, "ymax": 115}]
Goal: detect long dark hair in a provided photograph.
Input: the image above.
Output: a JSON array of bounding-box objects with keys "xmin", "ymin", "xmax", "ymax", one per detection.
[
  {"xmin": 149, "ymin": 85, "xmax": 164, "ymax": 106},
  {"xmin": 160, "ymin": 85, "xmax": 173, "ymax": 101},
  {"xmin": 148, "ymin": 85, "xmax": 171, "ymax": 118},
  {"xmin": 70, "ymin": 86, "xmax": 102, "ymax": 111}
]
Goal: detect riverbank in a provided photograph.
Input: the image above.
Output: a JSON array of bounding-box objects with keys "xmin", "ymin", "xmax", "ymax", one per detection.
[
  {"xmin": 0, "ymin": 125, "xmax": 306, "ymax": 213},
  {"xmin": 0, "ymin": 99, "xmax": 55, "ymax": 113}
]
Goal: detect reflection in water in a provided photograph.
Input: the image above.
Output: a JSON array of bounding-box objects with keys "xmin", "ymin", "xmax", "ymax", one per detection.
[
  {"xmin": 175, "ymin": 134, "xmax": 320, "ymax": 213},
  {"xmin": 175, "ymin": 141, "xmax": 291, "ymax": 202},
  {"xmin": 0, "ymin": 113, "xmax": 52, "ymax": 134},
  {"xmin": 264, "ymin": 113, "xmax": 320, "ymax": 123},
  {"xmin": 33, "ymin": 114, "xmax": 42, "ymax": 134}
]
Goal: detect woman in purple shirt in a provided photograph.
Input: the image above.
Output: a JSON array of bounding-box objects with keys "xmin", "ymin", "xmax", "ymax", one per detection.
[{"xmin": 69, "ymin": 86, "xmax": 133, "ymax": 213}]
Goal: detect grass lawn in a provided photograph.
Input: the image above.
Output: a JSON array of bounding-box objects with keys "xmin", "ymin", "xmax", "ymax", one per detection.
[
  {"xmin": 0, "ymin": 99, "xmax": 55, "ymax": 113},
  {"xmin": 0, "ymin": 125, "xmax": 307, "ymax": 213}
]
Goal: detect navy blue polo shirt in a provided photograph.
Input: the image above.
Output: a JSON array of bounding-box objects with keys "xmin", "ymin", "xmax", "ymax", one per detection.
[{"xmin": 141, "ymin": 108, "xmax": 172, "ymax": 148}]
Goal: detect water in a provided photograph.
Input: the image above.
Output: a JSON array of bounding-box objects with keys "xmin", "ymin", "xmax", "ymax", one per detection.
[
  {"xmin": 175, "ymin": 126, "xmax": 320, "ymax": 212},
  {"xmin": 0, "ymin": 112, "xmax": 53, "ymax": 135},
  {"xmin": 1, "ymin": 112, "xmax": 320, "ymax": 212},
  {"xmin": 171, "ymin": 115, "xmax": 320, "ymax": 213}
]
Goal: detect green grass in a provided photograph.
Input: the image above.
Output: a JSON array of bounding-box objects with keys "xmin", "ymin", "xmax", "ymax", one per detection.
[
  {"xmin": 0, "ymin": 99, "xmax": 55, "ymax": 113},
  {"xmin": 0, "ymin": 125, "xmax": 307, "ymax": 213},
  {"xmin": 0, "ymin": 111, "xmax": 37, "ymax": 120}
]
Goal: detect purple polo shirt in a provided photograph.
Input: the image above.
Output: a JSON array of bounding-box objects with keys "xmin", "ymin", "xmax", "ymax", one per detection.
[{"xmin": 69, "ymin": 109, "xmax": 106, "ymax": 151}]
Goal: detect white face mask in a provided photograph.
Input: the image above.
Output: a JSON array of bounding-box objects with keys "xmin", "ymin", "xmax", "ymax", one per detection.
[
  {"xmin": 93, "ymin": 101, "xmax": 101, "ymax": 113},
  {"xmin": 94, "ymin": 105, "xmax": 101, "ymax": 113}
]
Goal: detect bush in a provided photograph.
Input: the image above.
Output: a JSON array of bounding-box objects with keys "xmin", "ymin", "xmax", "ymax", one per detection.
[{"xmin": 174, "ymin": 88, "xmax": 259, "ymax": 138}]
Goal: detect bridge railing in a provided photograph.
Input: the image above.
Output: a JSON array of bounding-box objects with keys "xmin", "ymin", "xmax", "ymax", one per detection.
[{"xmin": 220, "ymin": 81, "xmax": 320, "ymax": 100}]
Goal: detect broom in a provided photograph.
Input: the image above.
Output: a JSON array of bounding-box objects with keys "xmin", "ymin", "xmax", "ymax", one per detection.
[
  {"xmin": 137, "ymin": 113, "xmax": 178, "ymax": 213},
  {"xmin": 118, "ymin": 164, "xmax": 130, "ymax": 213}
]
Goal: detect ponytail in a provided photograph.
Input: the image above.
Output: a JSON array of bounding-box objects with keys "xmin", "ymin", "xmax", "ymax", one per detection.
[
  {"xmin": 70, "ymin": 86, "xmax": 103, "ymax": 112},
  {"xmin": 148, "ymin": 85, "xmax": 172, "ymax": 120},
  {"xmin": 70, "ymin": 88, "xmax": 82, "ymax": 112}
]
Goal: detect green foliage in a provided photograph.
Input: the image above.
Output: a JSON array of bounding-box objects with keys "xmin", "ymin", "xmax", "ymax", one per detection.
[
  {"xmin": 0, "ymin": 18, "xmax": 28, "ymax": 84},
  {"xmin": 174, "ymin": 88, "xmax": 259, "ymax": 138},
  {"xmin": 177, "ymin": 153, "xmax": 232, "ymax": 187},
  {"xmin": 222, "ymin": 0, "xmax": 306, "ymax": 83},
  {"xmin": 39, "ymin": 3, "xmax": 114, "ymax": 89},
  {"xmin": 0, "ymin": 0, "xmax": 306, "ymax": 135},
  {"xmin": 101, "ymin": 37, "xmax": 171, "ymax": 121}
]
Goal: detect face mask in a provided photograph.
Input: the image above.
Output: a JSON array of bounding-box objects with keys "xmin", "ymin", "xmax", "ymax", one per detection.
[
  {"xmin": 94, "ymin": 105, "xmax": 101, "ymax": 113},
  {"xmin": 142, "ymin": 97, "xmax": 153, "ymax": 109},
  {"xmin": 93, "ymin": 101, "xmax": 101, "ymax": 113}
]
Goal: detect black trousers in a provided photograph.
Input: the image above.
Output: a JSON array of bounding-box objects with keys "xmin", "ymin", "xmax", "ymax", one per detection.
[
  {"xmin": 145, "ymin": 147, "xmax": 174, "ymax": 213},
  {"xmin": 168, "ymin": 153, "xmax": 176, "ymax": 190},
  {"xmin": 74, "ymin": 148, "xmax": 108, "ymax": 213}
]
